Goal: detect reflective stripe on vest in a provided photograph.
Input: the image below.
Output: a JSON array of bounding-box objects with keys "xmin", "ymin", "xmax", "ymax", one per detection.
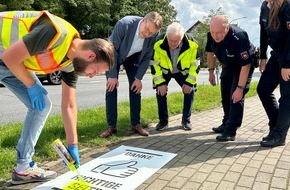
[
  {"xmin": 153, "ymin": 75, "xmax": 164, "ymax": 82},
  {"xmin": 60, "ymin": 61, "xmax": 74, "ymax": 72},
  {"xmin": 181, "ymin": 71, "xmax": 187, "ymax": 75},
  {"xmin": 161, "ymin": 68, "xmax": 169, "ymax": 74},
  {"xmin": 191, "ymin": 60, "xmax": 200, "ymax": 66},
  {"xmin": 187, "ymin": 75, "xmax": 196, "ymax": 81},
  {"xmin": 0, "ymin": 11, "xmax": 80, "ymax": 74},
  {"xmin": 150, "ymin": 60, "xmax": 159, "ymax": 65}
]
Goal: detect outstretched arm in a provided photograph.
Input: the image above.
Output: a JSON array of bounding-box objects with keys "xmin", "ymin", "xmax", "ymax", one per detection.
[{"xmin": 61, "ymin": 81, "xmax": 80, "ymax": 167}]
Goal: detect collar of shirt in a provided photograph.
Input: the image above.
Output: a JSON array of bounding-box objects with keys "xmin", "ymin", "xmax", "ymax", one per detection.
[
  {"xmin": 170, "ymin": 42, "xmax": 183, "ymax": 74},
  {"xmin": 127, "ymin": 20, "xmax": 145, "ymax": 58},
  {"xmin": 169, "ymin": 41, "xmax": 183, "ymax": 57},
  {"xmin": 136, "ymin": 20, "xmax": 142, "ymax": 38}
]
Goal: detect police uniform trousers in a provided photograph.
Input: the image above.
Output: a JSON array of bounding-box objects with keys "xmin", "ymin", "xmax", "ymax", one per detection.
[
  {"xmin": 271, "ymin": 72, "xmax": 290, "ymax": 141},
  {"xmin": 220, "ymin": 65, "xmax": 254, "ymax": 136},
  {"xmin": 257, "ymin": 51, "xmax": 279, "ymax": 132}
]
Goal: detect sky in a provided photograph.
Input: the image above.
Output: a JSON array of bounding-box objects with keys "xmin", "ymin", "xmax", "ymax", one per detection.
[{"xmin": 170, "ymin": 0, "xmax": 263, "ymax": 47}]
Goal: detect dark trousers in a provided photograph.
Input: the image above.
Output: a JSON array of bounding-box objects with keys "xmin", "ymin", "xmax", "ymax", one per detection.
[
  {"xmin": 271, "ymin": 76, "xmax": 290, "ymax": 140},
  {"xmin": 156, "ymin": 72, "xmax": 194, "ymax": 124},
  {"xmin": 105, "ymin": 54, "xmax": 141, "ymax": 128},
  {"xmin": 257, "ymin": 52, "xmax": 279, "ymax": 131},
  {"xmin": 221, "ymin": 66, "xmax": 254, "ymax": 136}
]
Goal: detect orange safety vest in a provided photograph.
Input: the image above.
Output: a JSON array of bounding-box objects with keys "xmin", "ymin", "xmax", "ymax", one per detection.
[{"xmin": 0, "ymin": 11, "xmax": 80, "ymax": 74}]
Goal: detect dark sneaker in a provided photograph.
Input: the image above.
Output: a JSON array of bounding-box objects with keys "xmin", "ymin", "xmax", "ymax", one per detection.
[
  {"xmin": 216, "ymin": 134, "xmax": 235, "ymax": 142},
  {"xmin": 212, "ymin": 124, "xmax": 225, "ymax": 133},
  {"xmin": 182, "ymin": 121, "xmax": 192, "ymax": 131},
  {"xmin": 11, "ymin": 161, "xmax": 57, "ymax": 185},
  {"xmin": 156, "ymin": 122, "xmax": 168, "ymax": 131}
]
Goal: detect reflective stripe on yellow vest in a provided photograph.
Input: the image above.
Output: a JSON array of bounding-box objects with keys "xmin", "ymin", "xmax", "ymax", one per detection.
[
  {"xmin": 0, "ymin": 11, "xmax": 80, "ymax": 74},
  {"xmin": 152, "ymin": 35, "xmax": 199, "ymax": 87}
]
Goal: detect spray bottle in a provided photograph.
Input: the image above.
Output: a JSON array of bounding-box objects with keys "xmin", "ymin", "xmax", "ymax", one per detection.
[
  {"xmin": 51, "ymin": 139, "xmax": 76, "ymax": 171},
  {"xmin": 52, "ymin": 139, "xmax": 91, "ymax": 188}
]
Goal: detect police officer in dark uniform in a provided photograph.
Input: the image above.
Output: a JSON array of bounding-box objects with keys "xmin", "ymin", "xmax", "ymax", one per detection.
[
  {"xmin": 261, "ymin": 0, "xmax": 290, "ymax": 147},
  {"xmin": 206, "ymin": 15, "xmax": 255, "ymax": 141},
  {"xmin": 257, "ymin": 0, "xmax": 280, "ymax": 142}
]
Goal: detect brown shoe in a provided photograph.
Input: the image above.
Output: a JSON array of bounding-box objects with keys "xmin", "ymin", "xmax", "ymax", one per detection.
[
  {"xmin": 132, "ymin": 124, "xmax": 149, "ymax": 136},
  {"xmin": 100, "ymin": 127, "xmax": 117, "ymax": 138}
]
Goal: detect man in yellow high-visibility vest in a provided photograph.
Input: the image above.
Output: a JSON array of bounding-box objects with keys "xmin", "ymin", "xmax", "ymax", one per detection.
[
  {"xmin": 151, "ymin": 22, "xmax": 200, "ymax": 131},
  {"xmin": 0, "ymin": 10, "xmax": 114, "ymax": 185}
]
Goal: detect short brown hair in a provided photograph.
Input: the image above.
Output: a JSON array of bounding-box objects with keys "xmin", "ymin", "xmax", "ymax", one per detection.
[
  {"xmin": 144, "ymin": 11, "xmax": 163, "ymax": 30},
  {"xmin": 83, "ymin": 38, "xmax": 114, "ymax": 69}
]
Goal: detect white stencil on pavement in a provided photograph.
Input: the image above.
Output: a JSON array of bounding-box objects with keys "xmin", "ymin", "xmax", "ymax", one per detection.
[{"xmin": 32, "ymin": 145, "xmax": 177, "ymax": 190}]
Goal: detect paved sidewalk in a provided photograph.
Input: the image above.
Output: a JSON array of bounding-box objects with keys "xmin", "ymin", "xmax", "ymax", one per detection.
[{"xmin": 5, "ymin": 89, "xmax": 290, "ymax": 190}]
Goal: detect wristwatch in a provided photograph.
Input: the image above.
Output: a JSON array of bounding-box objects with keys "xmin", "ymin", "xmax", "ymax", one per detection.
[{"xmin": 237, "ymin": 85, "xmax": 245, "ymax": 90}]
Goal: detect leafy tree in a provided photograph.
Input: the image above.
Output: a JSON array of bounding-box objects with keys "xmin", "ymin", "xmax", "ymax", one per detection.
[
  {"xmin": 0, "ymin": 0, "xmax": 177, "ymax": 38},
  {"xmin": 32, "ymin": 0, "xmax": 67, "ymax": 18},
  {"xmin": 62, "ymin": 0, "xmax": 112, "ymax": 38},
  {"xmin": 107, "ymin": 0, "xmax": 177, "ymax": 35},
  {"xmin": 0, "ymin": 0, "xmax": 34, "ymax": 11},
  {"xmin": 31, "ymin": 0, "xmax": 111, "ymax": 38},
  {"xmin": 128, "ymin": 0, "xmax": 177, "ymax": 33},
  {"xmin": 107, "ymin": 0, "xmax": 136, "ymax": 37},
  {"xmin": 61, "ymin": 0, "xmax": 177, "ymax": 38},
  {"xmin": 187, "ymin": 7, "xmax": 224, "ymax": 68}
]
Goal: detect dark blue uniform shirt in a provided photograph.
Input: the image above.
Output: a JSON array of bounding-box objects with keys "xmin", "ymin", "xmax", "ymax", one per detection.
[
  {"xmin": 259, "ymin": 1, "xmax": 270, "ymax": 59},
  {"xmin": 265, "ymin": 0, "xmax": 290, "ymax": 68},
  {"xmin": 206, "ymin": 25, "xmax": 255, "ymax": 69}
]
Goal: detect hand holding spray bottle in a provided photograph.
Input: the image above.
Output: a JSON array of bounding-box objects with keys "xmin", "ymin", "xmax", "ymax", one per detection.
[
  {"xmin": 51, "ymin": 139, "xmax": 91, "ymax": 189},
  {"xmin": 51, "ymin": 139, "xmax": 76, "ymax": 171}
]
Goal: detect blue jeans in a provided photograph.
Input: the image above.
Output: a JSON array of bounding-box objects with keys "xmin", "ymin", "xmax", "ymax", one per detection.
[
  {"xmin": 156, "ymin": 72, "xmax": 194, "ymax": 124},
  {"xmin": 0, "ymin": 61, "xmax": 52, "ymax": 164}
]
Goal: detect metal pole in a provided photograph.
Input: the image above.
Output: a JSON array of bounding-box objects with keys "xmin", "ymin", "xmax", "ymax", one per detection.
[
  {"xmin": 229, "ymin": 17, "xmax": 247, "ymax": 24},
  {"xmin": 215, "ymin": 63, "xmax": 220, "ymax": 85}
]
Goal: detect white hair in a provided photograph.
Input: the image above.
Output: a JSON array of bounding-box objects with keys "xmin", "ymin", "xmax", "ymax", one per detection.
[{"xmin": 166, "ymin": 22, "xmax": 185, "ymax": 37}]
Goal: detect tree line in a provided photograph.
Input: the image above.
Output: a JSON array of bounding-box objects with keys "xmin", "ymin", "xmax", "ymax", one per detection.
[
  {"xmin": 0, "ymin": 0, "xmax": 227, "ymax": 68},
  {"xmin": 0, "ymin": 0, "xmax": 177, "ymax": 38}
]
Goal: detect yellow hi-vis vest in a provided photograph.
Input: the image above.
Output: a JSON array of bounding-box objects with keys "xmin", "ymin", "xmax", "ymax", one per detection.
[
  {"xmin": 151, "ymin": 35, "xmax": 199, "ymax": 87},
  {"xmin": 0, "ymin": 11, "xmax": 80, "ymax": 74}
]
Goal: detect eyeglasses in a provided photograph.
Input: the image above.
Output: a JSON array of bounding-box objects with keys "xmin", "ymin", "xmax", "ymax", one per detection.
[{"xmin": 144, "ymin": 20, "xmax": 156, "ymax": 36}]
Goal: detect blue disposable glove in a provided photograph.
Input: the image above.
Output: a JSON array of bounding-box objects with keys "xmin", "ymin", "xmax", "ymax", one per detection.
[
  {"xmin": 68, "ymin": 144, "xmax": 80, "ymax": 168},
  {"xmin": 27, "ymin": 82, "xmax": 48, "ymax": 111}
]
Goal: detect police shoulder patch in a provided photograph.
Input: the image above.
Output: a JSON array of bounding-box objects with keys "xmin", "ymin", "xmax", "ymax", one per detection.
[
  {"xmin": 287, "ymin": 21, "xmax": 290, "ymax": 30},
  {"xmin": 241, "ymin": 51, "xmax": 249, "ymax": 60}
]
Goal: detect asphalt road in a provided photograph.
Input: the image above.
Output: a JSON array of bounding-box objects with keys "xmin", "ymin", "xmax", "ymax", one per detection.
[{"xmin": 0, "ymin": 70, "xmax": 261, "ymax": 126}]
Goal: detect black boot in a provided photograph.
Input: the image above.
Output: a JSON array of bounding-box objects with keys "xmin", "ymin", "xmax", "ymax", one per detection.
[
  {"xmin": 262, "ymin": 134, "xmax": 271, "ymax": 141},
  {"xmin": 212, "ymin": 124, "xmax": 225, "ymax": 133},
  {"xmin": 260, "ymin": 136, "xmax": 285, "ymax": 147},
  {"xmin": 262, "ymin": 126, "xmax": 274, "ymax": 141},
  {"xmin": 216, "ymin": 133, "xmax": 235, "ymax": 142}
]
